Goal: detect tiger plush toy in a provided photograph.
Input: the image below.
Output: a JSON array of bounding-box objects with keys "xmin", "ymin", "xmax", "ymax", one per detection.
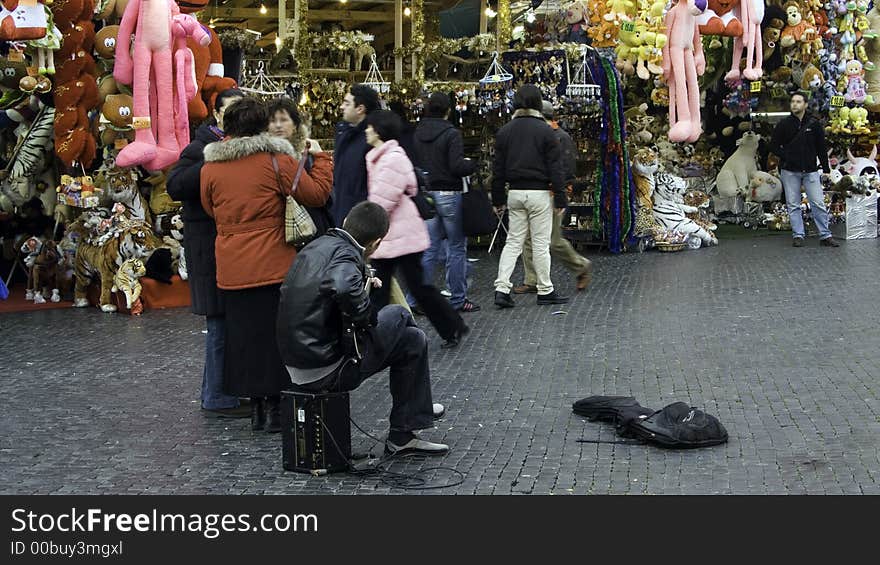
[
  {"xmin": 632, "ymin": 147, "xmax": 661, "ymax": 236},
  {"xmin": 683, "ymin": 189, "xmax": 718, "ymax": 234},
  {"xmin": 112, "ymin": 257, "xmax": 146, "ymax": 310},
  {"xmin": 73, "ymin": 222, "xmax": 154, "ymax": 312},
  {"xmin": 652, "ymin": 171, "xmax": 719, "ymax": 248}
]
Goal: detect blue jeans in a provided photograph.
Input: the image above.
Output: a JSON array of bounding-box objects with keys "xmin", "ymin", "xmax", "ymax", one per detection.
[
  {"xmin": 781, "ymin": 170, "xmax": 832, "ymax": 239},
  {"xmin": 420, "ymin": 192, "xmax": 468, "ymax": 309},
  {"xmin": 201, "ymin": 316, "xmax": 239, "ymax": 409}
]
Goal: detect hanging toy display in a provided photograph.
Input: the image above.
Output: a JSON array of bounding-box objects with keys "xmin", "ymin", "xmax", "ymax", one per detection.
[
  {"xmin": 477, "ymin": 53, "xmax": 514, "ymax": 118},
  {"xmin": 662, "ymin": 0, "xmax": 708, "ymax": 143}
]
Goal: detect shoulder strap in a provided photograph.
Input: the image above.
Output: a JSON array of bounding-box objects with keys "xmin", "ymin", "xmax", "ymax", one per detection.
[{"xmin": 270, "ymin": 151, "xmax": 309, "ymax": 196}]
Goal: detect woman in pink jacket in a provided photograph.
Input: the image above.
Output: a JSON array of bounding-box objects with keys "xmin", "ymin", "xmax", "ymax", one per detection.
[{"xmin": 365, "ymin": 110, "xmax": 469, "ymax": 348}]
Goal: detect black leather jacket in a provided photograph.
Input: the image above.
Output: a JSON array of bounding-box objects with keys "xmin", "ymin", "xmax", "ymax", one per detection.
[{"xmin": 276, "ymin": 229, "xmax": 374, "ymax": 370}]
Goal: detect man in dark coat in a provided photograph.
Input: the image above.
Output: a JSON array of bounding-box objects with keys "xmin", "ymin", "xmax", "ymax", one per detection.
[
  {"xmin": 328, "ymin": 84, "xmax": 380, "ymax": 227},
  {"xmin": 166, "ymin": 88, "xmax": 248, "ymax": 418}
]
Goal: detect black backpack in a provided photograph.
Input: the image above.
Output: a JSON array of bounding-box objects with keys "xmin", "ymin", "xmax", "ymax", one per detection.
[
  {"xmin": 627, "ymin": 402, "xmax": 728, "ymax": 448},
  {"xmin": 572, "ymin": 396, "xmax": 655, "ymax": 438}
]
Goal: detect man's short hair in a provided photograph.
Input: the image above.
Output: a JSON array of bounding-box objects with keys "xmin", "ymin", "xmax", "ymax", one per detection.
[
  {"xmin": 222, "ymin": 98, "xmax": 269, "ymax": 137},
  {"xmin": 513, "ymin": 84, "xmax": 543, "ymax": 112},
  {"xmin": 790, "ymin": 92, "xmax": 807, "ymax": 103},
  {"xmin": 426, "ymin": 92, "xmax": 451, "ymax": 118},
  {"xmin": 365, "ymin": 109, "xmax": 402, "ymax": 142},
  {"xmin": 343, "ymin": 202, "xmax": 389, "ymax": 245},
  {"xmin": 349, "ymin": 84, "xmax": 380, "ymax": 115},
  {"xmin": 540, "ymin": 100, "xmax": 555, "ymax": 120}
]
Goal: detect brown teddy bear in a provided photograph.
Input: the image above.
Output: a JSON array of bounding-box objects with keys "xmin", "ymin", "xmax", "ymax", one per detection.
[
  {"xmin": 96, "ymin": 0, "xmax": 131, "ymax": 21},
  {"xmin": 53, "ymin": 0, "xmax": 98, "ymax": 28},
  {"xmin": 59, "ymin": 21, "xmax": 96, "ymax": 61},
  {"xmin": 99, "ymin": 93, "xmax": 135, "ymax": 147},
  {"xmin": 95, "ymin": 25, "xmax": 120, "ymax": 60}
]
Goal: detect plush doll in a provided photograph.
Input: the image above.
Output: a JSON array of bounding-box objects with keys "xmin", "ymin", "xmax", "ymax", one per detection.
[
  {"xmin": 95, "ymin": 25, "xmax": 120, "ymax": 62},
  {"xmin": 25, "ymin": 3, "xmax": 61, "ymax": 75},
  {"xmin": 726, "ymin": 0, "xmax": 764, "ymax": 81},
  {"xmin": 847, "ymin": 106, "xmax": 870, "ymax": 135},
  {"xmin": 112, "ymin": 257, "xmax": 146, "ymax": 310},
  {"xmin": 828, "ymin": 106, "xmax": 852, "ymax": 134},
  {"xmin": 637, "ymin": 31, "xmax": 667, "ymax": 79},
  {"xmin": 171, "ymin": 13, "xmax": 210, "ymax": 149},
  {"xmin": 0, "ymin": 0, "xmax": 50, "ymax": 41},
  {"xmin": 662, "ymin": 0, "xmax": 707, "ymax": 143},
  {"xmin": 715, "ymin": 131, "xmax": 760, "ymax": 198},
  {"xmin": 97, "ymin": 0, "xmax": 131, "ymax": 21},
  {"xmin": 98, "ymin": 93, "xmax": 135, "ymax": 147},
  {"xmin": 113, "ymin": 0, "xmax": 208, "ymax": 171},
  {"xmin": 698, "ymin": 0, "xmax": 743, "ymax": 37},
  {"xmin": 605, "ymin": 0, "xmax": 637, "ymax": 23},
  {"xmin": 845, "ymin": 146, "xmax": 879, "ymax": 177},
  {"xmin": 652, "ymin": 169, "xmax": 719, "ymax": 246},
  {"xmin": 29, "ymin": 239, "xmax": 62, "ymax": 303},
  {"xmin": 865, "ymin": 6, "xmax": 880, "ymax": 112},
  {"xmin": 625, "ymin": 103, "xmax": 656, "ymax": 144},
  {"xmin": 842, "ymin": 59, "xmax": 871, "ymax": 104},
  {"xmin": 565, "ymin": 1, "xmax": 591, "ymax": 43},
  {"xmin": 748, "ymin": 170, "xmax": 783, "ymax": 202},
  {"xmin": 616, "ymin": 23, "xmax": 644, "ymax": 75}
]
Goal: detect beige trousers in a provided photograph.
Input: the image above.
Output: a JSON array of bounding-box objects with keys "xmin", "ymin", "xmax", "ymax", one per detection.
[
  {"xmin": 494, "ymin": 190, "xmax": 554, "ymax": 295},
  {"xmin": 522, "ymin": 210, "xmax": 589, "ymax": 287}
]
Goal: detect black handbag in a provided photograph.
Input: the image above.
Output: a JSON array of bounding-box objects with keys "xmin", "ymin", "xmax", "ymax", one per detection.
[
  {"xmin": 461, "ymin": 178, "xmax": 495, "ymax": 236},
  {"xmin": 411, "ymin": 167, "xmax": 436, "ymax": 220}
]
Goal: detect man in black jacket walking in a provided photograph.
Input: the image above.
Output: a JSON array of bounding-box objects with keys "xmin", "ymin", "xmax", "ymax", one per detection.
[
  {"xmin": 492, "ymin": 85, "xmax": 568, "ymax": 308},
  {"xmin": 768, "ymin": 92, "xmax": 838, "ymax": 247},
  {"xmin": 277, "ymin": 202, "xmax": 448, "ymax": 456},
  {"xmin": 412, "ymin": 92, "xmax": 479, "ymax": 312}
]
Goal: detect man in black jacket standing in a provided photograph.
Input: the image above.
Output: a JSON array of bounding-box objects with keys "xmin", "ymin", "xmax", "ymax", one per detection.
[
  {"xmin": 167, "ymin": 88, "xmax": 248, "ymax": 418},
  {"xmin": 768, "ymin": 92, "xmax": 838, "ymax": 247},
  {"xmin": 413, "ymin": 92, "xmax": 479, "ymax": 312},
  {"xmin": 492, "ymin": 85, "xmax": 568, "ymax": 308},
  {"xmin": 329, "ymin": 85, "xmax": 380, "ymax": 227},
  {"xmin": 277, "ymin": 202, "xmax": 448, "ymax": 456}
]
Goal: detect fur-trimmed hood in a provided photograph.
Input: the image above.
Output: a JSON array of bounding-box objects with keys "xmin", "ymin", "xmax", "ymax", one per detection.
[
  {"xmin": 513, "ymin": 109, "xmax": 545, "ymax": 120},
  {"xmin": 204, "ymin": 134, "xmax": 296, "ymax": 163}
]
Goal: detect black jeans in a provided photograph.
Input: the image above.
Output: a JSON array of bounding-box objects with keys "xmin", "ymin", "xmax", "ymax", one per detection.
[
  {"xmin": 371, "ymin": 252, "xmax": 464, "ymax": 341},
  {"xmin": 296, "ymin": 306, "xmax": 434, "ymax": 432}
]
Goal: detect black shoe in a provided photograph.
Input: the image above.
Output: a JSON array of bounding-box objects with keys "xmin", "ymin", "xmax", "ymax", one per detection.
[
  {"xmin": 441, "ymin": 325, "xmax": 470, "ymax": 349},
  {"xmin": 793, "ymin": 237, "xmax": 804, "ymax": 247},
  {"xmin": 250, "ymin": 397, "xmax": 266, "ymax": 431},
  {"xmin": 494, "ymin": 291, "xmax": 515, "ymax": 309},
  {"xmin": 265, "ymin": 397, "xmax": 282, "ymax": 433},
  {"xmin": 201, "ymin": 405, "xmax": 250, "ymax": 418},
  {"xmin": 820, "ymin": 237, "xmax": 840, "ymax": 247},
  {"xmin": 536, "ymin": 290, "xmax": 569, "ymax": 305}
]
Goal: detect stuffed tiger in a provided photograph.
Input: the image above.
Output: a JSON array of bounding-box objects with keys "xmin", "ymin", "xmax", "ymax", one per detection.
[
  {"xmin": 683, "ymin": 189, "xmax": 718, "ymax": 233},
  {"xmin": 652, "ymin": 172, "xmax": 719, "ymax": 247},
  {"xmin": 73, "ymin": 223, "xmax": 155, "ymax": 312},
  {"xmin": 112, "ymin": 258, "xmax": 146, "ymax": 309},
  {"xmin": 632, "ymin": 148, "xmax": 662, "ymax": 236}
]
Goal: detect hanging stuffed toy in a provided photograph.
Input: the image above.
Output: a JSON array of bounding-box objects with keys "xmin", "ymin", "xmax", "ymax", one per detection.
[
  {"xmin": 662, "ymin": 0, "xmax": 707, "ymax": 142},
  {"xmin": 697, "ymin": 0, "xmax": 743, "ymax": 37},
  {"xmin": 0, "ymin": 0, "xmax": 49, "ymax": 41},
  {"xmin": 113, "ymin": 0, "xmax": 210, "ymax": 171},
  {"xmin": 727, "ymin": 0, "xmax": 764, "ymax": 81}
]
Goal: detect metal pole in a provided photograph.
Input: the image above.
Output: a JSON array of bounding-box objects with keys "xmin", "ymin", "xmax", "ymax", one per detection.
[{"xmin": 395, "ymin": 0, "xmax": 403, "ymax": 81}]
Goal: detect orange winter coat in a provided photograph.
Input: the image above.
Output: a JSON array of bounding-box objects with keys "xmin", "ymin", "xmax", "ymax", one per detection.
[{"xmin": 201, "ymin": 134, "xmax": 332, "ymax": 290}]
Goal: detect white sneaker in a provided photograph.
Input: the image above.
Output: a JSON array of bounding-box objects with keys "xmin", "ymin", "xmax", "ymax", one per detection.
[
  {"xmin": 440, "ymin": 289, "xmax": 452, "ymax": 297},
  {"xmin": 432, "ymin": 403, "xmax": 445, "ymax": 419},
  {"xmin": 385, "ymin": 434, "xmax": 449, "ymax": 456}
]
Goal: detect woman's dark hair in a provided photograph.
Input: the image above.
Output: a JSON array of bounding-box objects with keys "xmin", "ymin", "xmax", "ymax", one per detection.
[
  {"xmin": 343, "ymin": 201, "xmax": 390, "ymax": 245},
  {"xmin": 222, "ymin": 98, "xmax": 269, "ymax": 137},
  {"xmin": 267, "ymin": 97, "xmax": 302, "ymax": 127},
  {"xmin": 349, "ymin": 84, "xmax": 380, "ymax": 115},
  {"xmin": 513, "ymin": 84, "xmax": 543, "ymax": 111},
  {"xmin": 425, "ymin": 92, "xmax": 451, "ymax": 118},
  {"xmin": 365, "ymin": 109, "xmax": 401, "ymax": 142},
  {"xmin": 214, "ymin": 88, "xmax": 245, "ymax": 113}
]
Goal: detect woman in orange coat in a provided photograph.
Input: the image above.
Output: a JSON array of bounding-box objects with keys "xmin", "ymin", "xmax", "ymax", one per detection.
[{"xmin": 201, "ymin": 98, "xmax": 333, "ymax": 433}]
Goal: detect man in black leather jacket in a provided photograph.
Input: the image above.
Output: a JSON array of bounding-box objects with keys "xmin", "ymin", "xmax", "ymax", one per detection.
[{"xmin": 276, "ymin": 202, "xmax": 449, "ymax": 456}]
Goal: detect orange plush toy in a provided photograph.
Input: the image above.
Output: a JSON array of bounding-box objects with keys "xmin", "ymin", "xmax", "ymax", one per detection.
[{"xmin": 175, "ymin": 1, "xmax": 236, "ymax": 122}]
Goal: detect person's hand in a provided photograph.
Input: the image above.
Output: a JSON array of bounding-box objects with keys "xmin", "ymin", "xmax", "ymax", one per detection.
[
  {"xmin": 306, "ymin": 139, "xmax": 322, "ymax": 154},
  {"xmin": 368, "ymin": 277, "xmax": 383, "ymax": 289}
]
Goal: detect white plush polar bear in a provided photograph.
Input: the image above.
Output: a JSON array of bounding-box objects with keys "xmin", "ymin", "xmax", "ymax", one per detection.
[{"xmin": 716, "ymin": 131, "xmax": 760, "ymax": 198}]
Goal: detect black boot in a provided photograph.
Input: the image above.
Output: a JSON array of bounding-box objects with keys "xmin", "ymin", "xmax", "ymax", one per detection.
[
  {"xmin": 251, "ymin": 397, "xmax": 266, "ymax": 431},
  {"xmin": 265, "ymin": 396, "xmax": 282, "ymax": 433}
]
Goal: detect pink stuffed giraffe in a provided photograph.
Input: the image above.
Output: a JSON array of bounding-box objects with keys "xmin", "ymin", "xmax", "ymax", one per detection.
[
  {"xmin": 113, "ymin": 0, "xmax": 209, "ymax": 171},
  {"xmin": 726, "ymin": 0, "xmax": 764, "ymax": 81},
  {"xmin": 662, "ymin": 0, "xmax": 708, "ymax": 143}
]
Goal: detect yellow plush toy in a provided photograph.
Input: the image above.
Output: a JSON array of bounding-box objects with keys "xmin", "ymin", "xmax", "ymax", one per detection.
[
  {"xmin": 828, "ymin": 107, "xmax": 852, "ymax": 134},
  {"xmin": 605, "ymin": 0, "xmax": 638, "ymax": 23},
  {"xmin": 616, "ymin": 22, "xmax": 645, "ymax": 75},
  {"xmin": 848, "ymin": 107, "xmax": 871, "ymax": 135},
  {"xmin": 638, "ymin": 31, "xmax": 668, "ymax": 78}
]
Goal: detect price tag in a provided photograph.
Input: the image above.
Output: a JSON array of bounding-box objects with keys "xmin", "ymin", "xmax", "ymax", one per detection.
[
  {"xmin": 831, "ymin": 95, "xmax": 845, "ymax": 107},
  {"xmin": 7, "ymin": 50, "xmax": 24, "ymax": 62},
  {"xmin": 750, "ymin": 81, "xmax": 762, "ymax": 93},
  {"xmin": 620, "ymin": 21, "xmax": 636, "ymax": 33},
  {"xmin": 132, "ymin": 116, "xmax": 151, "ymax": 130},
  {"xmin": 772, "ymin": 87, "xmax": 787, "ymax": 99}
]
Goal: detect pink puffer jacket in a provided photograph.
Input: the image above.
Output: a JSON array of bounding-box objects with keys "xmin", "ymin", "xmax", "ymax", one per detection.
[{"xmin": 367, "ymin": 140, "xmax": 430, "ymax": 259}]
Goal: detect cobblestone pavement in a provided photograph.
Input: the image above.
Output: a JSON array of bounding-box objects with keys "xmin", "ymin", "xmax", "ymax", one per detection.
[{"xmin": 2, "ymin": 231, "xmax": 879, "ymax": 495}]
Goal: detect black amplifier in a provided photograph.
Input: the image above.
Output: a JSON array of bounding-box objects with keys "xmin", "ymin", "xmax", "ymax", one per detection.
[{"xmin": 280, "ymin": 390, "xmax": 351, "ymax": 475}]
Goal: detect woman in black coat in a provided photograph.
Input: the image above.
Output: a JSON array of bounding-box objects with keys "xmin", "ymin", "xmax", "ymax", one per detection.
[{"xmin": 166, "ymin": 88, "xmax": 247, "ymax": 419}]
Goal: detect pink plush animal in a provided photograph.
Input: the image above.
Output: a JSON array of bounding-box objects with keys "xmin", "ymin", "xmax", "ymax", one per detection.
[
  {"xmin": 727, "ymin": 0, "xmax": 764, "ymax": 81},
  {"xmin": 113, "ymin": 0, "xmax": 209, "ymax": 171},
  {"xmin": 171, "ymin": 13, "xmax": 210, "ymax": 150},
  {"xmin": 662, "ymin": 0, "xmax": 707, "ymax": 143}
]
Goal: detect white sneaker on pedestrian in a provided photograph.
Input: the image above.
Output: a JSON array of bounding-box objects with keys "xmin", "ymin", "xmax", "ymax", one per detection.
[
  {"xmin": 433, "ymin": 403, "xmax": 445, "ymax": 419},
  {"xmin": 440, "ymin": 289, "xmax": 452, "ymax": 297}
]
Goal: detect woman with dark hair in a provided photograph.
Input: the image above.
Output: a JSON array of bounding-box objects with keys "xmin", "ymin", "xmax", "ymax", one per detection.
[
  {"xmin": 364, "ymin": 109, "xmax": 468, "ymax": 349},
  {"xmin": 200, "ymin": 98, "xmax": 333, "ymax": 432},
  {"xmin": 167, "ymin": 88, "xmax": 247, "ymax": 419}
]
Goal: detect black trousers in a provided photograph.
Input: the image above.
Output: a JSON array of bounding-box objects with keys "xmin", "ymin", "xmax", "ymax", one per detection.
[
  {"xmin": 296, "ymin": 306, "xmax": 434, "ymax": 432},
  {"xmin": 371, "ymin": 252, "xmax": 464, "ymax": 342}
]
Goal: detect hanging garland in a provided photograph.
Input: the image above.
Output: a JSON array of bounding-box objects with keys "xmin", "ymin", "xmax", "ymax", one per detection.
[
  {"xmin": 589, "ymin": 55, "xmax": 636, "ymax": 253},
  {"xmin": 217, "ymin": 29, "xmax": 257, "ymax": 51},
  {"xmin": 392, "ymin": 34, "xmax": 496, "ymax": 62}
]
